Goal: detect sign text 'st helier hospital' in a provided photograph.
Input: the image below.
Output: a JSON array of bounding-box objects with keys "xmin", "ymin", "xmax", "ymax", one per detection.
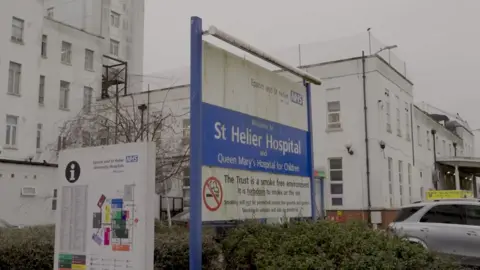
[{"xmin": 198, "ymin": 40, "xmax": 313, "ymax": 222}]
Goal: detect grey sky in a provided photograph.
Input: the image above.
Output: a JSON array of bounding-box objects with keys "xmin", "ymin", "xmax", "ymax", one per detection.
[{"xmin": 144, "ymin": 0, "xmax": 480, "ymax": 127}]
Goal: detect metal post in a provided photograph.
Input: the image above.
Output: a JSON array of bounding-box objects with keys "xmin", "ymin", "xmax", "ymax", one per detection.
[
  {"xmin": 455, "ymin": 165, "xmax": 460, "ymax": 190},
  {"xmin": 432, "ymin": 129, "xmax": 437, "ymax": 189},
  {"xmin": 362, "ymin": 51, "xmax": 372, "ymax": 224},
  {"xmin": 305, "ymin": 82, "xmax": 315, "ymax": 220},
  {"xmin": 114, "ymin": 83, "xmax": 119, "ymax": 144},
  {"xmin": 189, "ymin": 16, "xmax": 203, "ymax": 270},
  {"xmin": 138, "ymin": 104, "xmax": 147, "ymax": 141}
]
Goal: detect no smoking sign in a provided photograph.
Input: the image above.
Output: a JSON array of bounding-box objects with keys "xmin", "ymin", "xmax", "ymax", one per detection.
[{"xmin": 203, "ymin": 177, "xmax": 223, "ymax": 211}]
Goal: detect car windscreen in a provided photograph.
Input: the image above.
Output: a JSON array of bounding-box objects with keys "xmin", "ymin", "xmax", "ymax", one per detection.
[{"xmin": 394, "ymin": 206, "xmax": 423, "ymax": 222}]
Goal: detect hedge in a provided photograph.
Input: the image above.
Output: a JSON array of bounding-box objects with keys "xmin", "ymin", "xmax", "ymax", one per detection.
[
  {"xmin": 0, "ymin": 220, "xmax": 459, "ymax": 269},
  {"xmin": 222, "ymin": 221, "xmax": 459, "ymax": 270}
]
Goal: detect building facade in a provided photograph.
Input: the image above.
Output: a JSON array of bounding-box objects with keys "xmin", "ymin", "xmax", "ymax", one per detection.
[
  {"xmin": 0, "ymin": 0, "xmax": 144, "ymax": 225},
  {"xmin": 301, "ymin": 55, "xmax": 474, "ymax": 227},
  {"xmin": 43, "ymin": 0, "xmax": 145, "ymax": 93},
  {"xmin": 0, "ymin": 0, "xmax": 104, "ymax": 163}
]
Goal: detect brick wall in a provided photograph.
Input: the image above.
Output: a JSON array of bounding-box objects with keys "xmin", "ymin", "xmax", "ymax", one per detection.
[{"xmin": 326, "ymin": 209, "xmax": 398, "ymax": 228}]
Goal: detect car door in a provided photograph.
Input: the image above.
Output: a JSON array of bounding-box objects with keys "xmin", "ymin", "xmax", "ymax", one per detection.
[
  {"xmin": 418, "ymin": 204, "xmax": 467, "ymax": 258},
  {"xmin": 461, "ymin": 204, "xmax": 480, "ymax": 266}
]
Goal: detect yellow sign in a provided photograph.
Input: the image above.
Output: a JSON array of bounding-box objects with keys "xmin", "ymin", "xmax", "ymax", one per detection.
[
  {"xmin": 426, "ymin": 190, "xmax": 473, "ymax": 200},
  {"xmin": 336, "ymin": 210, "xmax": 343, "ymax": 217}
]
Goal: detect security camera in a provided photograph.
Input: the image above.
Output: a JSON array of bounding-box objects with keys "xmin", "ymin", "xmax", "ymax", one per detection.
[{"xmin": 379, "ymin": 140, "xmax": 386, "ymax": 150}]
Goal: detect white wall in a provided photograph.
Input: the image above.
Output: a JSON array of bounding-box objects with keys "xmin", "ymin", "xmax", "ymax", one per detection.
[
  {"xmin": 0, "ymin": 161, "xmax": 57, "ymax": 226},
  {"xmin": 0, "ymin": 13, "xmax": 103, "ymax": 162},
  {"xmin": 44, "ymin": 0, "xmax": 145, "ymax": 93}
]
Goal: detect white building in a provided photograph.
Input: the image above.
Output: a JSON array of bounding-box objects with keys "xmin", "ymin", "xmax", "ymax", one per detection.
[
  {"xmin": 0, "ymin": 0, "xmax": 144, "ymax": 225},
  {"xmin": 0, "ymin": 160, "xmax": 57, "ymax": 226},
  {"xmin": 1, "ymin": 0, "xmax": 103, "ymax": 163},
  {"xmin": 299, "ymin": 55, "xmax": 475, "ymax": 227},
  {"xmin": 43, "ymin": 0, "xmax": 145, "ymax": 93}
]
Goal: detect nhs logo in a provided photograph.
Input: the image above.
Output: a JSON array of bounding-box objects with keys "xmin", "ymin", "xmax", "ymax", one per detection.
[
  {"xmin": 290, "ymin": 90, "xmax": 304, "ymax": 106},
  {"xmin": 126, "ymin": 155, "xmax": 139, "ymax": 163}
]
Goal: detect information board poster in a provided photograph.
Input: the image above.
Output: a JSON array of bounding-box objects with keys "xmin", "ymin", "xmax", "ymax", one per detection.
[
  {"xmin": 54, "ymin": 142, "xmax": 155, "ymax": 270},
  {"xmin": 200, "ymin": 41, "xmax": 312, "ymax": 221}
]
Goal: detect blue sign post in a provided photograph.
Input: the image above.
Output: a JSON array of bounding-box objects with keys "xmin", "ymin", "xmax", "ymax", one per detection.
[{"xmin": 189, "ymin": 16, "xmax": 321, "ymax": 269}]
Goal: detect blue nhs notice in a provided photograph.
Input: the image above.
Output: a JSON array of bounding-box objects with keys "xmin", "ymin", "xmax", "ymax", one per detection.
[{"xmin": 202, "ymin": 102, "xmax": 308, "ymax": 177}]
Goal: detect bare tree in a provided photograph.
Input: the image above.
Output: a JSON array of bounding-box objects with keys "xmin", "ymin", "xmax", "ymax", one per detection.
[{"xmin": 52, "ymin": 86, "xmax": 190, "ymax": 194}]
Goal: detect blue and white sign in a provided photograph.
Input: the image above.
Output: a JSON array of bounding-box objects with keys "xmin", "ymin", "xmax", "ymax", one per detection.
[
  {"xmin": 198, "ymin": 41, "xmax": 313, "ymax": 222},
  {"xmin": 202, "ymin": 102, "xmax": 308, "ymax": 176},
  {"xmin": 189, "ymin": 16, "xmax": 319, "ymax": 269}
]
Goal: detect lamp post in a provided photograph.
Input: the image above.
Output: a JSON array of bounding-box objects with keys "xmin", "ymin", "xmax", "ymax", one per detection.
[{"xmin": 138, "ymin": 104, "xmax": 147, "ymax": 141}]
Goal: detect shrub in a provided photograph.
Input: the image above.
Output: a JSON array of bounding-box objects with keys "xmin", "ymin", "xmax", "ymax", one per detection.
[
  {"xmin": 222, "ymin": 220, "xmax": 459, "ymax": 270},
  {"xmin": 0, "ymin": 223, "xmax": 222, "ymax": 270},
  {"xmin": 0, "ymin": 225, "xmax": 55, "ymax": 269}
]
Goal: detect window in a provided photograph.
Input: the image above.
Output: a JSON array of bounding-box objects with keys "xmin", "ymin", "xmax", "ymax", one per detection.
[
  {"xmin": 465, "ymin": 205, "xmax": 480, "ymax": 226},
  {"xmin": 84, "ymin": 49, "xmax": 94, "ymax": 71},
  {"xmin": 111, "ymin": 11, "xmax": 120, "ymax": 27},
  {"xmin": 52, "ymin": 189, "xmax": 57, "ymax": 210},
  {"xmin": 61, "ymin": 41, "xmax": 72, "ymax": 64},
  {"xmin": 396, "ymin": 96, "xmax": 401, "ymax": 136},
  {"xmin": 83, "ymin": 86, "xmax": 93, "ymax": 113},
  {"xmin": 427, "ymin": 131, "xmax": 431, "ymax": 150},
  {"xmin": 407, "ymin": 163, "xmax": 412, "ymax": 203},
  {"xmin": 417, "ymin": 125, "xmax": 422, "ymax": 146},
  {"xmin": 394, "ymin": 206, "xmax": 422, "ymax": 222},
  {"xmin": 36, "ymin": 123, "xmax": 42, "ymax": 150},
  {"xmin": 385, "ymin": 89, "xmax": 391, "ymax": 133},
  {"xmin": 420, "ymin": 204, "xmax": 465, "ymax": 225},
  {"xmin": 182, "ymin": 167, "xmax": 190, "ymax": 187},
  {"xmin": 329, "ymin": 158, "xmax": 343, "ymax": 206},
  {"xmin": 405, "ymin": 102, "xmax": 410, "ymax": 140},
  {"xmin": 388, "ymin": 157, "xmax": 393, "ymax": 207},
  {"xmin": 5, "ymin": 115, "xmax": 18, "ymax": 147},
  {"xmin": 398, "ymin": 160, "xmax": 403, "ymax": 206},
  {"xmin": 41, "ymin": 35, "xmax": 47, "ymax": 57},
  {"xmin": 38, "ymin": 75, "xmax": 45, "ymax": 104},
  {"xmin": 442, "ymin": 140, "xmax": 446, "ymax": 156},
  {"xmin": 59, "ymin": 81, "xmax": 70, "ymax": 110},
  {"xmin": 327, "ymin": 101, "xmax": 341, "ymax": 129},
  {"xmin": 11, "ymin": 17, "xmax": 24, "ymax": 43},
  {"xmin": 8, "ymin": 62, "xmax": 22, "ymax": 95},
  {"xmin": 449, "ymin": 144, "xmax": 453, "ymax": 156},
  {"xmin": 47, "ymin": 8, "xmax": 54, "ymax": 18},
  {"xmin": 110, "ymin": 39, "xmax": 119, "ymax": 56}
]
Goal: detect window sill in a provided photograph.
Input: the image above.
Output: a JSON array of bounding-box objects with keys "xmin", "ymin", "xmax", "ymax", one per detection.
[
  {"xmin": 85, "ymin": 68, "xmax": 95, "ymax": 72},
  {"xmin": 59, "ymin": 108, "xmax": 70, "ymax": 112},
  {"xmin": 36, "ymin": 149, "xmax": 42, "ymax": 154},
  {"xmin": 41, "ymin": 55, "xmax": 47, "ymax": 59},
  {"xmin": 7, "ymin": 92, "xmax": 21, "ymax": 97},
  {"xmin": 11, "ymin": 38, "xmax": 24, "ymax": 45},
  {"xmin": 326, "ymin": 127, "xmax": 343, "ymax": 133},
  {"xmin": 61, "ymin": 62, "xmax": 72, "ymax": 66},
  {"xmin": 39, "ymin": 103, "xmax": 45, "ymax": 107},
  {"xmin": 3, "ymin": 146, "xmax": 18, "ymax": 150}
]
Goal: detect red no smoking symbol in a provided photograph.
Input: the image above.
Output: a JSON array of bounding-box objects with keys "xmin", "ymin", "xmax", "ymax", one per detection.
[{"xmin": 203, "ymin": 176, "xmax": 223, "ymax": 211}]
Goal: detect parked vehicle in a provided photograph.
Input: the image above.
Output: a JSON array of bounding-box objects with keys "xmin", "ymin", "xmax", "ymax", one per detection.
[{"xmin": 388, "ymin": 199, "xmax": 480, "ymax": 266}]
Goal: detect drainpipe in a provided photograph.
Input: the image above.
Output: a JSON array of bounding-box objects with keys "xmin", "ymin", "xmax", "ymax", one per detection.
[
  {"xmin": 431, "ymin": 129, "xmax": 438, "ymax": 189},
  {"xmin": 410, "ymin": 103, "xmax": 415, "ymax": 166},
  {"xmin": 361, "ymin": 51, "xmax": 372, "ymax": 224}
]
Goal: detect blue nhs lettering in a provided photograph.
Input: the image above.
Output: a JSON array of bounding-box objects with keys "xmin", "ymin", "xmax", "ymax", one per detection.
[
  {"xmin": 290, "ymin": 90, "xmax": 303, "ymax": 106},
  {"xmin": 126, "ymin": 155, "xmax": 138, "ymax": 163}
]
